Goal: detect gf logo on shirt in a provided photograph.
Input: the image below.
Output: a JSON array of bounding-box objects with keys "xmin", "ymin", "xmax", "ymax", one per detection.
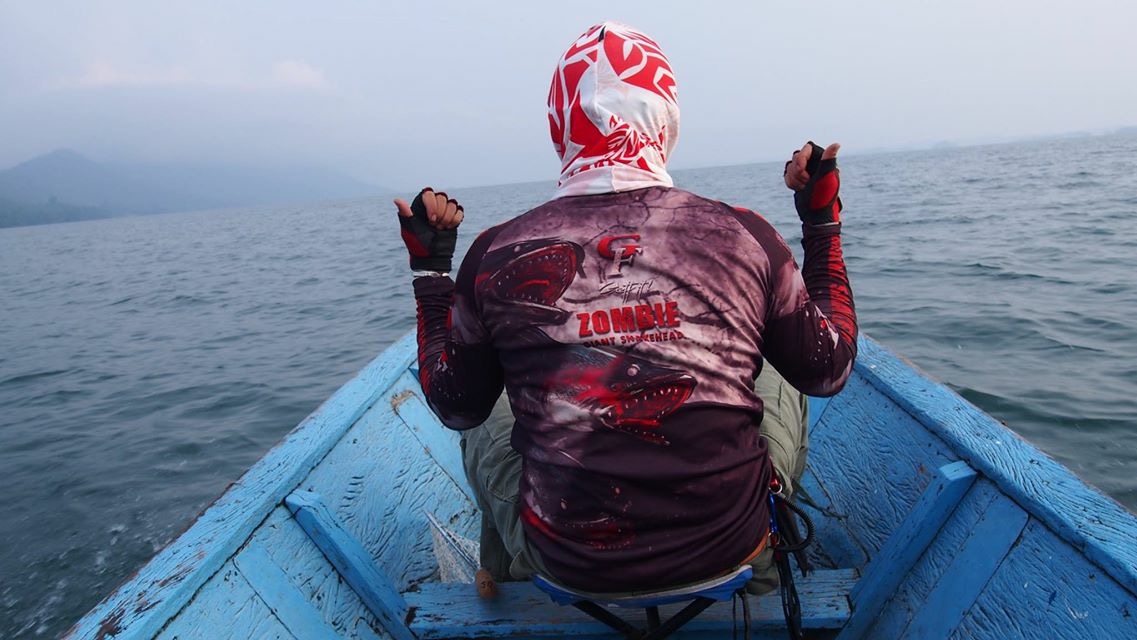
[{"xmin": 598, "ymin": 234, "xmax": 642, "ymax": 278}]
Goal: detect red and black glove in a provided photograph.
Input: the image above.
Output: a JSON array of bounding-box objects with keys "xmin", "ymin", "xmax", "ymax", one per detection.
[
  {"xmin": 789, "ymin": 142, "xmax": 842, "ymax": 226},
  {"xmin": 398, "ymin": 188, "xmax": 459, "ymax": 272}
]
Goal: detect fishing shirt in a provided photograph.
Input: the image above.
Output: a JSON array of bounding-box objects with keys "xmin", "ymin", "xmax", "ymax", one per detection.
[{"xmin": 412, "ymin": 185, "xmax": 857, "ymax": 591}]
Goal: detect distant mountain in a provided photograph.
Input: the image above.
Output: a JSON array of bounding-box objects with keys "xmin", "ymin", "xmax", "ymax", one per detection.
[{"xmin": 0, "ymin": 149, "xmax": 389, "ymax": 228}]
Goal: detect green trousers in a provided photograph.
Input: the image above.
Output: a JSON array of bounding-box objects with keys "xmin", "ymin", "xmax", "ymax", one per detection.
[{"xmin": 460, "ymin": 361, "xmax": 809, "ymax": 595}]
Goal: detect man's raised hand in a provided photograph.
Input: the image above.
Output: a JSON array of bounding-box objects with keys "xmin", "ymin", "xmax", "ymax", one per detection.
[
  {"xmin": 784, "ymin": 141, "xmax": 842, "ymax": 226},
  {"xmin": 394, "ymin": 187, "xmax": 463, "ymax": 273}
]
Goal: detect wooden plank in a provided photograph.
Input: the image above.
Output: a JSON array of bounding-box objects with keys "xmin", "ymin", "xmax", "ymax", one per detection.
[
  {"xmin": 854, "ymin": 335, "xmax": 1137, "ymax": 596},
  {"xmin": 805, "ymin": 373, "xmax": 957, "ymax": 555},
  {"xmin": 407, "ymin": 569, "xmax": 856, "ymax": 638},
  {"xmin": 839, "ymin": 461, "xmax": 977, "ymax": 639},
  {"xmin": 952, "ymin": 519, "xmax": 1137, "ymax": 639},
  {"xmin": 859, "ymin": 481, "xmax": 996, "ymax": 640},
  {"xmin": 390, "ymin": 370, "xmax": 478, "ymax": 504},
  {"xmin": 155, "ymin": 562, "xmax": 294, "ymax": 640},
  {"xmin": 285, "ymin": 490, "xmax": 415, "ymax": 640},
  {"xmin": 902, "ymin": 490, "xmax": 1028, "ymax": 638},
  {"xmin": 233, "ymin": 541, "xmax": 342, "ymax": 640},
  {"xmin": 796, "ymin": 465, "xmax": 869, "ymax": 570},
  {"xmin": 850, "ymin": 460, "xmax": 976, "ymax": 601},
  {"xmin": 65, "ymin": 332, "xmax": 418, "ymax": 640},
  {"xmin": 248, "ymin": 508, "xmax": 386, "ymax": 640},
  {"xmin": 296, "ymin": 393, "xmax": 479, "ymax": 591},
  {"xmin": 861, "ymin": 479, "xmax": 1005, "ymax": 639}
]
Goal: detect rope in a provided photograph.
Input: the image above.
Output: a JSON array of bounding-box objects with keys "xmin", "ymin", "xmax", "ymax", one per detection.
[{"xmin": 771, "ymin": 494, "xmax": 815, "ymax": 554}]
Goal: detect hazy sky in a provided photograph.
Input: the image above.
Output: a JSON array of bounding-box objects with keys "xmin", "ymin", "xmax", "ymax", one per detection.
[{"xmin": 1, "ymin": 1, "xmax": 1134, "ymax": 189}]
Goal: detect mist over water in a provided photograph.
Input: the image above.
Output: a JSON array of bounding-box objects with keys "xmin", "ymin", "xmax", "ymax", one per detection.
[{"xmin": 2, "ymin": 134, "xmax": 1135, "ymax": 637}]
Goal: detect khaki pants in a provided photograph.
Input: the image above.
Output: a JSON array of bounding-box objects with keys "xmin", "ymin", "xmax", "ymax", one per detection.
[{"xmin": 460, "ymin": 362, "xmax": 809, "ymax": 594}]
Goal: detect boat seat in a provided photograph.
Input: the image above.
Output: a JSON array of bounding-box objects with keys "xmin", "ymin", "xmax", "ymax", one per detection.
[
  {"xmin": 286, "ymin": 489, "xmax": 855, "ymax": 639},
  {"xmin": 404, "ymin": 569, "xmax": 856, "ymax": 639}
]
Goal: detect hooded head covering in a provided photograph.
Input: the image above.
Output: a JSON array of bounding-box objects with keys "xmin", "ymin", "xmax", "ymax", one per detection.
[{"xmin": 548, "ymin": 22, "xmax": 679, "ymax": 198}]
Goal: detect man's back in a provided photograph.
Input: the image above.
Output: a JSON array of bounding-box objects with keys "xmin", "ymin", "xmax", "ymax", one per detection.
[{"xmin": 439, "ymin": 186, "xmax": 850, "ymax": 590}]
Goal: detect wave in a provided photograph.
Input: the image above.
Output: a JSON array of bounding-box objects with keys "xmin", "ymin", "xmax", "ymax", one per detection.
[{"xmin": 1, "ymin": 369, "xmax": 71, "ymax": 386}]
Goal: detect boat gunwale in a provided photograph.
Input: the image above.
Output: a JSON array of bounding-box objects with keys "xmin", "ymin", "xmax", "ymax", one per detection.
[{"xmin": 851, "ymin": 334, "xmax": 1137, "ymax": 596}]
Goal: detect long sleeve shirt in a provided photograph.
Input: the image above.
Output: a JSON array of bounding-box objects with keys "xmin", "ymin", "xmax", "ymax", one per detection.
[{"xmin": 412, "ymin": 186, "xmax": 856, "ymax": 591}]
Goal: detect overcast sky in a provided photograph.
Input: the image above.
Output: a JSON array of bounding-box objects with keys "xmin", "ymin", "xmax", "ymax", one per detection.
[{"xmin": 1, "ymin": 1, "xmax": 1134, "ymax": 189}]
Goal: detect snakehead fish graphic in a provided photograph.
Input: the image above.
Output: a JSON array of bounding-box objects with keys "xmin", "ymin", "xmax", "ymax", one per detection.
[
  {"xmin": 476, "ymin": 239, "xmax": 585, "ymax": 327},
  {"xmin": 549, "ymin": 346, "xmax": 696, "ymax": 445},
  {"xmin": 521, "ymin": 462, "xmax": 637, "ymax": 551}
]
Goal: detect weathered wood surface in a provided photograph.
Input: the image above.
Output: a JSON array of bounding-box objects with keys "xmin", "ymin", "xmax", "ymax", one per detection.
[
  {"xmin": 951, "ymin": 519, "xmax": 1137, "ymax": 639},
  {"xmin": 151, "ymin": 357, "xmax": 477, "ymax": 640},
  {"xmin": 857, "ymin": 479, "xmax": 1009, "ymax": 639},
  {"xmin": 899, "ymin": 486, "xmax": 1028, "ymax": 638},
  {"xmin": 232, "ymin": 541, "xmax": 342, "ymax": 640},
  {"xmin": 298, "ymin": 373, "xmax": 479, "ymax": 589},
  {"xmin": 854, "ymin": 336, "xmax": 1137, "ymax": 596},
  {"xmin": 839, "ymin": 461, "xmax": 977, "ymax": 639},
  {"xmin": 796, "ymin": 464, "xmax": 868, "ymax": 570},
  {"xmin": 133, "ymin": 506, "xmax": 388, "ymax": 639},
  {"xmin": 390, "ymin": 370, "xmax": 477, "ymax": 504},
  {"xmin": 247, "ymin": 508, "xmax": 385, "ymax": 640},
  {"xmin": 285, "ymin": 490, "xmax": 415, "ymax": 640},
  {"xmin": 407, "ymin": 569, "xmax": 856, "ymax": 639},
  {"xmin": 64, "ymin": 332, "xmax": 418, "ymax": 640},
  {"xmin": 153, "ymin": 561, "xmax": 292, "ymax": 640},
  {"xmin": 797, "ymin": 395, "xmax": 868, "ymax": 570},
  {"xmin": 807, "ymin": 373, "xmax": 957, "ymax": 557}
]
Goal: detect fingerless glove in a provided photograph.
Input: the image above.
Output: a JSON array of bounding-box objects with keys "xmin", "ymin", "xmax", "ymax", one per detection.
[
  {"xmin": 793, "ymin": 142, "xmax": 842, "ymax": 226},
  {"xmin": 398, "ymin": 189, "xmax": 457, "ymax": 272}
]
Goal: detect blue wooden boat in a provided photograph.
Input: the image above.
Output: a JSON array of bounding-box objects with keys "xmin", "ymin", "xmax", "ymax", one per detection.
[{"xmin": 66, "ymin": 332, "xmax": 1137, "ymax": 639}]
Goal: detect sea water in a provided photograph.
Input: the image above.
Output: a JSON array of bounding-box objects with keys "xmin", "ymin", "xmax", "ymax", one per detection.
[{"xmin": 1, "ymin": 134, "xmax": 1135, "ymax": 637}]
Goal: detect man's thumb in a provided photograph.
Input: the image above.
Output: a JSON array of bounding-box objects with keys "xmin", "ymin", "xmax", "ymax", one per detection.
[
  {"xmin": 822, "ymin": 143, "xmax": 841, "ymax": 161},
  {"xmin": 394, "ymin": 198, "xmax": 413, "ymax": 218}
]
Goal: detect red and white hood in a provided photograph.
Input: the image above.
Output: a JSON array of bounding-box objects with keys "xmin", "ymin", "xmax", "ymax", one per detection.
[{"xmin": 547, "ymin": 22, "xmax": 680, "ymax": 198}]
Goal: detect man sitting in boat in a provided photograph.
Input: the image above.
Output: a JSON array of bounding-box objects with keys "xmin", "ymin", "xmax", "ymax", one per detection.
[{"xmin": 395, "ymin": 21, "xmax": 857, "ymax": 595}]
